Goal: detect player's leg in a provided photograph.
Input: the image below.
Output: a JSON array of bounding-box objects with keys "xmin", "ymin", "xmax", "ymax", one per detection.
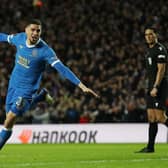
[
  {"xmin": 144, "ymin": 86, "xmax": 168, "ymax": 152},
  {"xmin": 137, "ymin": 108, "xmax": 157, "ymax": 153},
  {"xmin": 30, "ymin": 88, "xmax": 53, "ymax": 109},
  {"xmin": 0, "ymin": 96, "xmax": 31, "ymax": 150},
  {"xmin": 0, "ymin": 111, "xmax": 16, "ymax": 149},
  {"xmin": 155, "ymin": 82, "xmax": 168, "ymax": 126},
  {"xmin": 137, "ymin": 92, "xmax": 159, "ymax": 153},
  {"xmin": 137, "ymin": 89, "xmax": 167, "ymax": 153},
  {"xmin": 155, "ymin": 109, "xmax": 168, "ymax": 125},
  {"xmin": 143, "ymin": 108, "xmax": 168, "ymax": 152},
  {"xmin": 146, "ymin": 109, "xmax": 158, "ymax": 152},
  {"xmin": 0, "ymin": 88, "xmax": 14, "ymax": 149}
]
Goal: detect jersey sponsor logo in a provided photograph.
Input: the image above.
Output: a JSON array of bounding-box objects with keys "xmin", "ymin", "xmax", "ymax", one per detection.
[
  {"xmin": 17, "ymin": 55, "xmax": 30, "ymax": 68},
  {"xmin": 158, "ymin": 55, "xmax": 165, "ymax": 58}
]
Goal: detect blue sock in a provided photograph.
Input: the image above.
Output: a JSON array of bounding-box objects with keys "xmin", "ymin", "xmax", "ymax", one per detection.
[
  {"xmin": 30, "ymin": 88, "xmax": 47, "ymax": 109},
  {"xmin": 0, "ymin": 129, "xmax": 12, "ymax": 150}
]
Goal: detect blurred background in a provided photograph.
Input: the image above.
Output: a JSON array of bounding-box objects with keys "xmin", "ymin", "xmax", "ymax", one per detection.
[{"xmin": 0, "ymin": 0, "xmax": 168, "ymax": 124}]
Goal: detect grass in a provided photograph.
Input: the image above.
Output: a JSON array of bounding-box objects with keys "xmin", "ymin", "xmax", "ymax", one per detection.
[{"xmin": 0, "ymin": 143, "xmax": 168, "ymax": 168}]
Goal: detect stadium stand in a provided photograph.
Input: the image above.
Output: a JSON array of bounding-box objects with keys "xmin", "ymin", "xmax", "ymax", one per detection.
[{"xmin": 0, "ymin": 0, "xmax": 168, "ymax": 123}]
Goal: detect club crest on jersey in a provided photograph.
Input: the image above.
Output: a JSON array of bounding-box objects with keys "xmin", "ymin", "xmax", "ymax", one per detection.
[{"xmin": 32, "ymin": 49, "xmax": 38, "ymax": 57}]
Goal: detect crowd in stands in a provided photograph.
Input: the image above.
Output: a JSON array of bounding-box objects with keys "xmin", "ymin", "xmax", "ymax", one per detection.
[{"xmin": 0, "ymin": 0, "xmax": 168, "ymax": 124}]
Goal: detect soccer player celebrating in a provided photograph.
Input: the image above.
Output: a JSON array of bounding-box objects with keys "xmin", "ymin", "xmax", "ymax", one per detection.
[
  {"xmin": 0, "ymin": 19, "xmax": 99, "ymax": 150},
  {"xmin": 137, "ymin": 28, "xmax": 168, "ymax": 153}
]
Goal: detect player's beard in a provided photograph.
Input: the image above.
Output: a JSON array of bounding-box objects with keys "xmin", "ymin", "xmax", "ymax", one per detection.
[{"xmin": 30, "ymin": 36, "xmax": 39, "ymax": 45}]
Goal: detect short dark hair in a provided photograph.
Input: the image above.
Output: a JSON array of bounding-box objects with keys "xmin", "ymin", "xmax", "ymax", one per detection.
[
  {"xmin": 26, "ymin": 19, "xmax": 42, "ymax": 26},
  {"xmin": 144, "ymin": 26, "xmax": 157, "ymax": 34},
  {"xmin": 144, "ymin": 25, "xmax": 159, "ymax": 34}
]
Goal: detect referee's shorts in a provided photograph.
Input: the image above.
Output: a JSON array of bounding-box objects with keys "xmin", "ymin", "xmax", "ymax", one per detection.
[{"xmin": 147, "ymin": 79, "xmax": 168, "ymax": 111}]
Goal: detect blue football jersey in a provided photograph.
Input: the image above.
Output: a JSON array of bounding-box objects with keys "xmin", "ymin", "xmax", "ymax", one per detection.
[{"xmin": 7, "ymin": 33, "xmax": 59, "ymax": 97}]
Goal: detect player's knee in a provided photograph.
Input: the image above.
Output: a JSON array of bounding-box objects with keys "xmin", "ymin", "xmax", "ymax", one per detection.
[
  {"xmin": 155, "ymin": 110, "xmax": 167, "ymax": 123},
  {"xmin": 147, "ymin": 115, "xmax": 156, "ymax": 122},
  {"xmin": 156, "ymin": 115, "xmax": 166, "ymax": 123}
]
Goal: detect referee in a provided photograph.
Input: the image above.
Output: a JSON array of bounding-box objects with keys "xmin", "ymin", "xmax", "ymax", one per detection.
[{"xmin": 137, "ymin": 28, "xmax": 168, "ymax": 153}]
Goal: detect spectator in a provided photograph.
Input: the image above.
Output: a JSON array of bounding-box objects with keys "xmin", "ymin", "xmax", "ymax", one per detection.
[{"xmin": 1, "ymin": 0, "xmax": 168, "ymax": 123}]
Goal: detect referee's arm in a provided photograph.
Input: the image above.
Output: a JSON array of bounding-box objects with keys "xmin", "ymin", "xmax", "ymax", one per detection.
[{"xmin": 151, "ymin": 63, "xmax": 166, "ymax": 97}]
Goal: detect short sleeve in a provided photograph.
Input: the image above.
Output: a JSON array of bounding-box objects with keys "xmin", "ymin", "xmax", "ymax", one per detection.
[{"xmin": 156, "ymin": 46, "xmax": 167, "ymax": 63}]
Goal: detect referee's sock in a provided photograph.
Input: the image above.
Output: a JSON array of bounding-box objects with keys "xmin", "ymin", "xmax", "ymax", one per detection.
[
  {"xmin": 0, "ymin": 128, "xmax": 12, "ymax": 150},
  {"xmin": 147, "ymin": 122, "xmax": 158, "ymax": 150}
]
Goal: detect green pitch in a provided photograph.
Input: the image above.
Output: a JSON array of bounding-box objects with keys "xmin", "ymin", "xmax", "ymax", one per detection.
[{"xmin": 0, "ymin": 143, "xmax": 168, "ymax": 168}]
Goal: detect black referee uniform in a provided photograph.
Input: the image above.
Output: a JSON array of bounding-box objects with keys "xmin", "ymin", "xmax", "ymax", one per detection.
[{"xmin": 145, "ymin": 42, "xmax": 168, "ymax": 110}]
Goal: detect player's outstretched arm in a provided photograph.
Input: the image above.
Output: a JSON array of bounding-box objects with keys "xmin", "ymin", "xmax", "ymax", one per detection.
[
  {"xmin": 53, "ymin": 61, "xmax": 99, "ymax": 98},
  {"xmin": 78, "ymin": 82, "xmax": 99, "ymax": 98},
  {"xmin": 0, "ymin": 33, "xmax": 8, "ymax": 42}
]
